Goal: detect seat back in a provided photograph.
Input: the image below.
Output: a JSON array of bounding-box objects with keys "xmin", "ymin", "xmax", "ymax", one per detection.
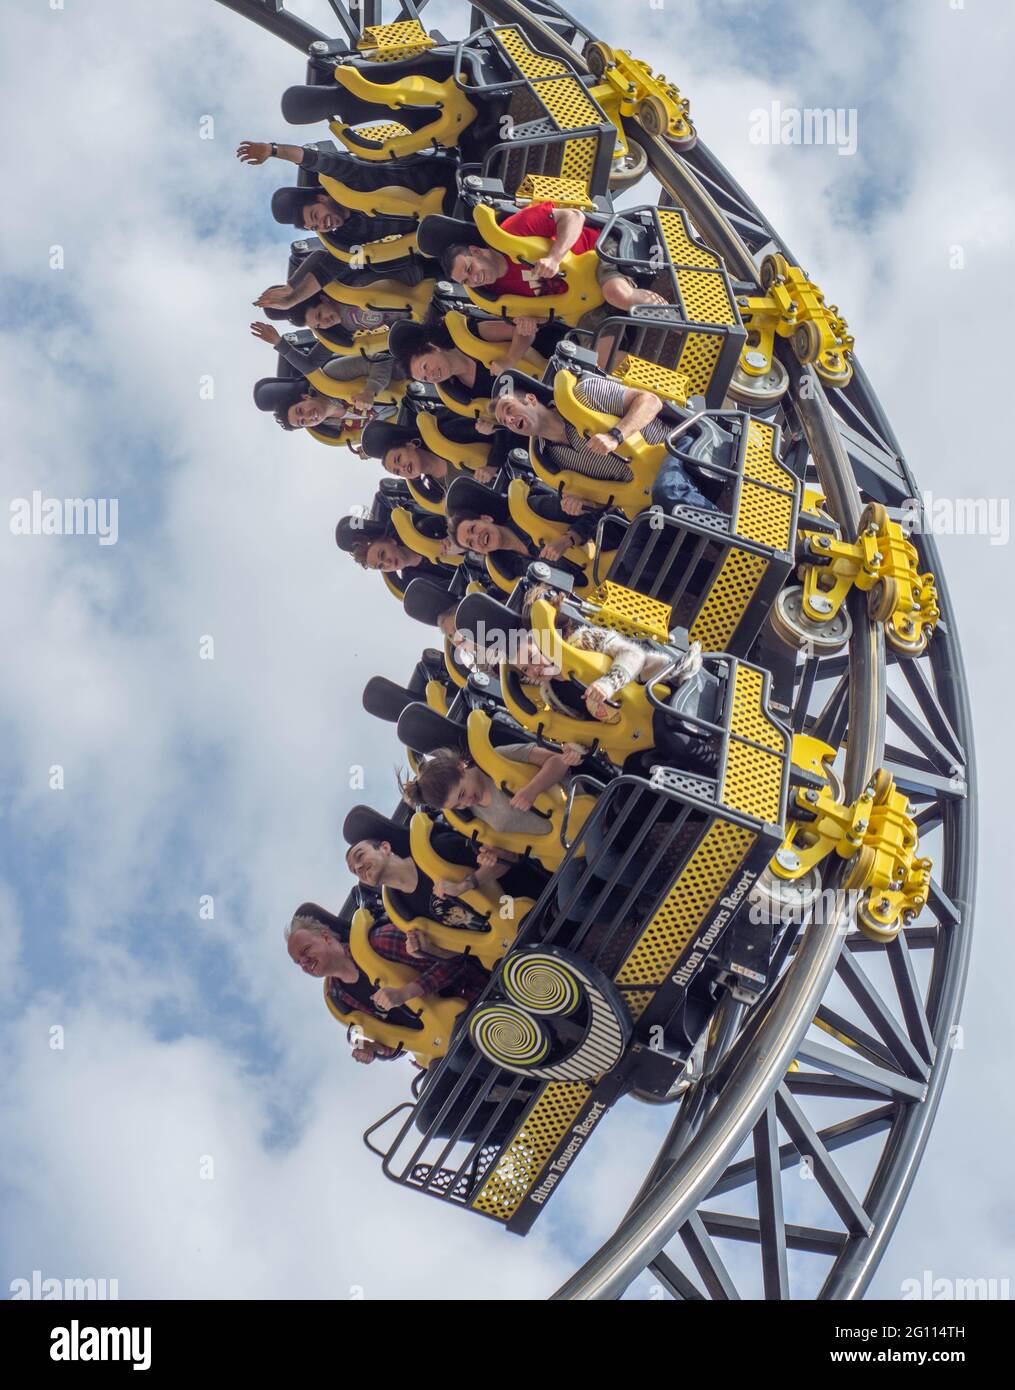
[
  {"xmin": 391, "ymin": 506, "xmax": 461, "ymax": 567},
  {"xmin": 417, "ymin": 411, "xmax": 493, "ymax": 472},
  {"xmin": 396, "ymin": 702, "xmax": 467, "ymax": 757}
]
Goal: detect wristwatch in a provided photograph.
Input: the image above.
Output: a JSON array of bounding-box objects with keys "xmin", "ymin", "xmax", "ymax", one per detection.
[
  {"xmin": 270, "ymin": 142, "xmax": 278, "ymax": 158},
  {"xmin": 606, "ymin": 425, "xmax": 625, "ymax": 445}
]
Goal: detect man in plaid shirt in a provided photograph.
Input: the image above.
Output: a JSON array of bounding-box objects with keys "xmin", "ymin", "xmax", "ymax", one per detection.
[{"xmin": 286, "ymin": 903, "xmax": 488, "ymax": 1065}]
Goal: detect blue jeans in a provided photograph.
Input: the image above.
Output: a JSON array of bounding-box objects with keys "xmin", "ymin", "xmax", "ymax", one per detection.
[{"xmin": 651, "ymin": 454, "xmax": 717, "ymax": 513}]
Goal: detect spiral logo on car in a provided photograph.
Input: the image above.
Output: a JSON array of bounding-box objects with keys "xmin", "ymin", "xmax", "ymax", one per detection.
[
  {"xmin": 503, "ymin": 953, "xmax": 581, "ymax": 1016},
  {"xmin": 469, "ymin": 1003, "xmax": 551, "ymax": 1067}
]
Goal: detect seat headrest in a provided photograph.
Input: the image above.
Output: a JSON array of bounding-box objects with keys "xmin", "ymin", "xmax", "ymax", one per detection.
[
  {"xmin": 253, "ymin": 377, "xmax": 306, "ymax": 413},
  {"xmin": 415, "ymin": 213, "xmax": 478, "ymax": 262},
  {"xmin": 271, "ymin": 185, "xmax": 321, "ymax": 227},
  {"xmin": 362, "ymin": 675, "xmax": 416, "ymax": 723},
  {"xmin": 396, "ymin": 702, "xmax": 466, "ymax": 756},
  {"xmin": 404, "ymin": 577, "xmax": 456, "ymax": 627},
  {"xmin": 281, "ymin": 84, "xmax": 340, "ymax": 126},
  {"xmin": 361, "ymin": 419, "xmax": 417, "ymax": 461},
  {"xmin": 445, "ymin": 474, "xmax": 510, "ymax": 525},
  {"xmin": 335, "ymin": 514, "xmax": 389, "ymax": 552},
  {"xmin": 454, "ymin": 593, "xmax": 527, "ymax": 656},
  {"xmin": 290, "ymin": 900, "xmax": 354, "ymax": 943},
  {"xmin": 342, "ymin": 805, "xmax": 411, "ymax": 856},
  {"xmin": 490, "ymin": 366, "xmax": 554, "ymax": 410},
  {"xmin": 387, "ymin": 318, "xmax": 445, "ymax": 370}
]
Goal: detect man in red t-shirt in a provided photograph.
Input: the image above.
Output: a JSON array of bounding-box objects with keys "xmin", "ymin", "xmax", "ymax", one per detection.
[{"xmin": 442, "ymin": 202, "xmax": 666, "ymax": 367}]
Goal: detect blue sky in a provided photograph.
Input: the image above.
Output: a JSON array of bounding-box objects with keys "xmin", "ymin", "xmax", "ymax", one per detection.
[{"xmin": 1, "ymin": 0, "xmax": 1012, "ymax": 1300}]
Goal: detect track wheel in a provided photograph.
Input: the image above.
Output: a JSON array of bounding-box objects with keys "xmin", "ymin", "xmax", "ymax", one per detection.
[
  {"xmin": 749, "ymin": 864, "xmax": 823, "ymax": 925},
  {"xmin": 792, "ymin": 320, "xmax": 822, "ymax": 365},
  {"xmin": 856, "ymin": 893, "xmax": 901, "ymax": 943},
  {"xmin": 859, "ymin": 500, "xmax": 889, "ymax": 533},
  {"xmin": 583, "ymin": 40, "xmax": 612, "ymax": 77},
  {"xmin": 636, "ymin": 95, "xmax": 669, "ymax": 136},
  {"xmin": 770, "ymin": 584, "xmax": 853, "ymax": 654},
  {"xmin": 608, "ymin": 138, "xmax": 648, "ymax": 188},
  {"xmin": 760, "ymin": 252, "xmax": 789, "ymax": 290},
  {"xmin": 868, "ymin": 576, "xmax": 899, "ymax": 623},
  {"xmin": 886, "ymin": 621, "xmax": 930, "ymax": 658},
  {"xmin": 842, "ymin": 845, "xmax": 877, "ymax": 893},
  {"xmin": 815, "ymin": 354, "xmax": 853, "ymax": 388},
  {"xmin": 727, "ymin": 354, "xmax": 789, "ymax": 405}
]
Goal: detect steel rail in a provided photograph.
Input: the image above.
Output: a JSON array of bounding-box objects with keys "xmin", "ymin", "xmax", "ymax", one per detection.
[{"xmin": 816, "ymin": 366, "xmax": 978, "ymax": 1301}]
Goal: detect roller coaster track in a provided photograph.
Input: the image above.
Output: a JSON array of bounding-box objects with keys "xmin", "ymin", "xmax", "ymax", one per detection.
[{"xmin": 217, "ymin": 0, "xmax": 977, "ymax": 1301}]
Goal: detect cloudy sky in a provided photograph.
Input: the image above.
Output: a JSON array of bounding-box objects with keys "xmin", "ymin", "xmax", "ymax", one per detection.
[{"xmin": 1, "ymin": 0, "xmax": 1011, "ymax": 1300}]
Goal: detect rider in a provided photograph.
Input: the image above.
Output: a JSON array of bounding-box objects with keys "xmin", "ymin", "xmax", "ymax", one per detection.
[
  {"xmin": 285, "ymin": 901, "xmax": 486, "ymax": 1065},
  {"xmin": 442, "ymin": 202, "xmax": 666, "ymax": 367}
]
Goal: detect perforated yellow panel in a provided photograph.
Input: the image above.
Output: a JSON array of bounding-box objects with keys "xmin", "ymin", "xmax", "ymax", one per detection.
[
  {"xmin": 657, "ymin": 209, "xmax": 724, "ymax": 271},
  {"xmin": 471, "ymin": 1081, "xmax": 592, "ymax": 1221},
  {"xmin": 493, "ymin": 26, "xmax": 572, "ymax": 78},
  {"xmin": 516, "ymin": 174, "xmax": 594, "ymax": 209},
  {"xmin": 347, "ymin": 121, "xmax": 413, "ymax": 143},
  {"xmin": 615, "ymin": 821, "xmax": 757, "ymax": 1012},
  {"xmin": 584, "ymin": 581, "xmax": 672, "ymax": 642},
  {"xmin": 735, "ymin": 479, "xmax": 795, "ymax": 550},
  {"xmin": 676, "ymin": 268, "xmax": 735, "ymax": 326},
  {"xmin": 560, "ymin": 137, "xmax": 597, "ymax": 186},
  {"xmin": 617, "ymin": 989, "xmax": 656, "ymax": 1023},
  {"xmin": 675, "ymin": 332, "xmax": 723, "ymax": 396},
  {"xmin": 621, "ymin": 989, "xmax": 655, "ymax": 1016},
  {"xmin": 743, "ymin": 419, "xmax": 794, "ymax": 490},
  {"xmin": 689, "ymin": 549, "xmax": 767, "ymax": 650},
  {"xmin": 720, "ymin": 665, "xmax": 786, "ymax": 823},
  {"xmin": 613, "ymin": 354, "xmax": 690, "ymax": 405},
  {"xmin": 358, "ymin": 20, "xmax": 434, "ymax": 59},
  {"xmin": 651, "ymin": 207, "xmax": 738, "ymax": 397},
  {"xmin": 535, "ymin": 75, "xmax": 603, "ymax": 132},
  {"xmin": 722, "ymin": 740, "xmax": 783, "ymax": 823},
  {"xmin": 729, "ymin": 666, "xmax": 783, "ymax": 752}
]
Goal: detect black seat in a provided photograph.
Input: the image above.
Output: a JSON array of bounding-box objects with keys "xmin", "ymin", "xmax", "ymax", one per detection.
[
  {"xmin": 413, "ymin": 1048, "xmax": 534, "ymax": 1144},
  {"xmin": 342, "ymin": 805, "xmax": 411, "ymax": 855},
  {"xmin": 252, "ymin": 377, "xmax": 303, "ymax": 414},
  {"xmin": 396, "ymin": 702, "xmax": 468, "ymax": 756},
  {"xmin": 362, "ymin": 675, "xmax": 418, "ymax": 725},
  {"xmin": 282, "ymin": 47, "xmax": 487, "ymax": 127},
  {"xmin": 454, "ymin": 592, "xmax": 527, "ymax": 659}
]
